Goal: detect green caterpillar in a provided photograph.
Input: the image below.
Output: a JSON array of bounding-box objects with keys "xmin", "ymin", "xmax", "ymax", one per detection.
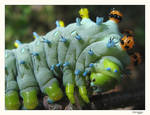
[{"xmin": 5, "ymin": 8, "xmax": 132, "ymax": 110}]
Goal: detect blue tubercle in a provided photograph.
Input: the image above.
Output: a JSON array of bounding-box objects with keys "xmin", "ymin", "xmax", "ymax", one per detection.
[
  {"xmin": 56, "ymin": 20, "xmax": 60, "ymax": 27},
  {"xmin": 75, "ymin": 70, "xmax": 80, "ymax": 75},
  {"xmin": 60, "ymin": 36, "xmax": 67, "ymax": 43},
  {"xmin": 31, "ymin": 52, "xmax": 39, "ymax": 56},
  {"xmin": 114, "ymin": 69, "xmax": 118, "ymax": 73},
  {"xmin": 89, "ymin": 63, "xmax": 94, "ymax": 67},
  {"xmin": 76, "ymin": 17, "xmax": 81, "ymax": 26},
  {"xmin": 106, "ymin": 67, "xmax": 111, "ymax": 71},
  {"xmin": 33, "ymin": 32, "xmax": 39, "ymax": 39},
  {"xmin": 96, "ymin": 17, "xmax": 103, "ymax": 25},
  {"xmin": 63, "ymin": 62, "xmax": 69, "ymax": 67},
  {"xmin": 20, "ymin": 60, "xmax": 25, "ymax": 65},
  {"xmin": 106, "ymin": 37, "xmax": 117, "ymax": 48},
  {"xmin": 75, "ymin": 34, "xmax": 81, "ymax": 40},
  {"xmin": 56, "ymin": 63, "xmax": 61, "ymax": 67},
  {"xmin": 83, "ymin": 70, "xmax": 89, "ymax": 77},
  {"xmin": 15, "ymin": 40, "xmax": 22, "ymax": 45},
  {"xmin": 50, "ymin": 65, "xmax": 55, "ymax": 71},
  {"xmin": 88, "ymin": 49, "xmax": 94, "ymax": 55}
]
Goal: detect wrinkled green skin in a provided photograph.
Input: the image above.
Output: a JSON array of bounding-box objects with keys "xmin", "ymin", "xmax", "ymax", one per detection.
[{"xmin": 5, "ymin": 17, "xmax": 130, "ymax": 110}]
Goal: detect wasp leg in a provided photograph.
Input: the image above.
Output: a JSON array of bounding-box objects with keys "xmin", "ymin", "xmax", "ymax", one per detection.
[
  {"xmin": 79, "ymin": 86, "xmax": 90, "ymax": 103},
  {"xmin": 21, "ymin": 89, "xmax": 38, "ymax": 110},
  {"xmin": 5, "ymin": 91, "xmax": 21, "ymax": 110},
  {"xmin": 44, "ymin": 79, "xmax": 63, "ymax": 103}
]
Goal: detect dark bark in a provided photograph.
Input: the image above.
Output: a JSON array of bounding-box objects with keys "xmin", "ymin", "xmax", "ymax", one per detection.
[{"xmin": 85, "ymin": 85, "xmax": 145, "ymax": 110}]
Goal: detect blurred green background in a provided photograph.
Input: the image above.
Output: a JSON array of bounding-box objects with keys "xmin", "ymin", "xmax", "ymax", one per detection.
[{"xmin": 5, "ymin": 5, "xmax": 145, "ymax": 56}]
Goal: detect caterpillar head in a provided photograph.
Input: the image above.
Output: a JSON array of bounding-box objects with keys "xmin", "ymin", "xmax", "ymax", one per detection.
[{"xmin": 90, "ymin": 58, "xmax": 122, "ymax": 92}]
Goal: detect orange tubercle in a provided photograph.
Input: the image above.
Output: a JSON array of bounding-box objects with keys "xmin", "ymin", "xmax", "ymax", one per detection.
[{"xmin": 109, "ymin": 10, "xmax": 123, "ymax": 23}]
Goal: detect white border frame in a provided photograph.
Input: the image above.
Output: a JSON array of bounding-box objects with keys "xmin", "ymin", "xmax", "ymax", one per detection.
[{"xmin": 0, "ymin": 0, "xmax": 150, "ymax": 115}]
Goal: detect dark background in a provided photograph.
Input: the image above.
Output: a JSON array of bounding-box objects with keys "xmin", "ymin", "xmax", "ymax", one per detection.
[
  {"xmin": 5, "ymin": 5, "xmax": 145, "ymax": 110},
  {"xmin": 5, "ymin": 5, "xmax": 145, "ymax": 50}
]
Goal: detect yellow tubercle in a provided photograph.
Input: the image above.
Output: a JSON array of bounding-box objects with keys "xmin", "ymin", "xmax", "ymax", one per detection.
[
  {"xmin": 79, "ymin": 8, "xmax": 89, "ymax": 19},
  {"xmin": 14, "ymin": 42, "xmax": 19, "ymax": 48},
  {"xmin": 14, "ymin": 40, "xmax": 22, "ymax": 48},
  {"xmin": 59, "ymin": 20, "xmax": 65, "ymax": 27},
  {"xmin": 33, "ymin": 36, "xmax": 36, "ymax": 39}
]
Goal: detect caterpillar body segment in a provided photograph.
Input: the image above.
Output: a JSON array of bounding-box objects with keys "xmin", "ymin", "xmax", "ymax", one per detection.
[
  {"xmin": 5, "ymin": 8, "xmax": 134, "ymax": 109},
  {"xmin": 15, "ymin": 44, "xmax": 39, "ymax": 93},
  {"xmin": 29, "ymin": 37, "xmax": 63, "ymax": 104},
  {"xmin": 5, "ymin": 50, "xmax": 20, "ymax": 110},
  {"xmin": 15, "ymin": 44, "xmax": 39, "ymax": 109},
  {"xmin": 5, "ymin": 50, "xmax": 18, "ymax": 94}
]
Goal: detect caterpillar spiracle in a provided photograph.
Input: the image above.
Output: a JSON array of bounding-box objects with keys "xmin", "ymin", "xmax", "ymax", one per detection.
[{"xmin": 5, "ymin": 8, "xmax": 135, "ymax": 110}]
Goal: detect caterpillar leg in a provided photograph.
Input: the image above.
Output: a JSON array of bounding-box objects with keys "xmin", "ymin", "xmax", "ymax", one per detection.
[
  {"xmin": 65, "ymin": 83, "xmax": 75, "ymax": 104},
  {"xmin": 75, "ymin": 76, "xmax": 90, "ymax": 103},
  {"xmin": 78, "ymin": 86, "xmax": 90, "ymax": 103},
  {"xmin": 63, "ymin": 69, "xmax": 75, "ymax": 104},
  {"xmin": 29, "ymin": 38, "xmax": 63, "ymax": 104},
  {"xmin": 44, "ymin": 79, "xmax": 63, "ymax": 103},
  {"xmin": 65, "ymin": 84, "xmax": 90, "ymax": 104},
  {"xmin": 5, "ymin": 91, "xmax": 20, "ymax": 110},
  {"xmin": 21, "ymin": 89, "xmax": 38, "ymax": 110},
  {"xmin": 14, "ymin": 46, "xmax": 40, "ymax": 110}
]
